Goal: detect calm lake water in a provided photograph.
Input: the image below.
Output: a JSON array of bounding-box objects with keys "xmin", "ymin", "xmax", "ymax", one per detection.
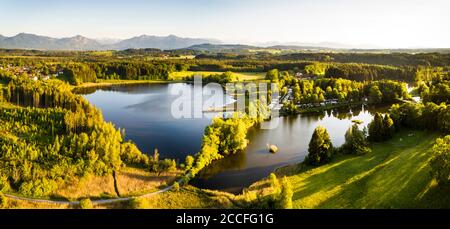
[{"xmin": 80, "ymin": 83, "xmax": 386, "ymax": 193}]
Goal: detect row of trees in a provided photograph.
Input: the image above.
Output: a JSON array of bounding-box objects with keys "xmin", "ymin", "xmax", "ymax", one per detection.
[
  {"xmin": 416, "ymin": 68, "xmax": 450, "ymax": 104},
  {"xmin": 324, "ymin": 63, "xmax": 416, "ymax": 82},
  {"xmin": 184, "ymin": 71, "xmax": 239, "ymax": 84},
  {"xmin": 303, "ymin": 101, "xmax": 450, "ymax": 187},
  {"xmin": 61, "ymin": 62, "xmax": 176, "ymax": 85},
  {"xmin": 273, "ymin": 70, "xmax": 409, "ymax": 107},
  {"xmin": 389, "ymin": 102, "xmax": 450, "ymax": 133},
  {"xmin": 305, "ymin": 112, "xmax": 393, "ymax": 165},
  {"xmin": 275, "ymin": 52, "xmax": 450, "ymax": 67}
]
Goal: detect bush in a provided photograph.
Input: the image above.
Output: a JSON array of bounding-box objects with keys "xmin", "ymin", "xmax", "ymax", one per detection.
[
  {"xmin": 129, "ymin": 197, "xmax": 149, "ymax": 209},
  {"xmin": 185, "ymin": 155, "xmax": 195, "ymax": 170},
  {"xmin": 343, "ymin": 124, "xmax": 371, "ymax": 155},
  {"xmin": 429, "ymin": 136, "xmax": 450, "ymax": 186},
  {"xmin": 172, "ymin": 181, "xmax": 180, "ymax": 192},
  {"xmin": 277, "ymin": 177, "xmax": 293, "ymax": 209},
  {"xmin": 0, "ymin": 175, "xmax": 10, "ymax": 192},
  {"xmin": 0, "ymin": 192, "xmax": 8, "ymax": 208},
  {"xmin": 269, "ymin": 173, "xmax": 279, "ymax": 187},
  {"xmin": 79, "ymin": 198, "xmax": 94, "ymax": 209}
]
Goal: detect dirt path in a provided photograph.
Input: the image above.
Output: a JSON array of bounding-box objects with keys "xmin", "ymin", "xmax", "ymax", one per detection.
[{"xmin": 4, "ymin": 180, "xmax": 178, "ymax": 206}]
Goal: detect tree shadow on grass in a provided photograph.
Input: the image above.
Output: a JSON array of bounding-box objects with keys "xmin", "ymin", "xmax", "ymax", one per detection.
[{"xmin": 291, "ymin": 131, "xmax": 443, "ymax": 209}]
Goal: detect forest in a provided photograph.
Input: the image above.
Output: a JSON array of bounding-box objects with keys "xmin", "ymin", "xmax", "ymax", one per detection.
[
  {"xmin": 0, "ymin": 71, "xmax": 176, "ymax": 198},
  {"xmin": 0, "ymin": 49, "xmax": 449, "ymax": 209}
]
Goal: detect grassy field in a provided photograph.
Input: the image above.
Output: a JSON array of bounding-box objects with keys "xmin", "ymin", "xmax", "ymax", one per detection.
[
  {"xmin": 273, "ymin": 130, "xmax": 449, "ymax": 208},
  {"xmin": 71, "ymin": 71, "xmax": 265, "ymax": 89},
  {"xmin": 169, "ymin": 71, "xmax": 266, "ymax": 81},
  {"xmin": 113, "ymin": 186, "xmax": 235, "ymax": 209},
  {"xmin": 53, "ymin": 167, "xmax": 181, "ymax": 200}
]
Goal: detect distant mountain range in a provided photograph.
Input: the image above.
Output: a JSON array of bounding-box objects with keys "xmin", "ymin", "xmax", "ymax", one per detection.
[
  {"xmin": 0, "ymin": 33, "xmax": 219, "ymax": 51},
  {"xmin": 110, "ymin": 35, "xmax": 220, "ymax": 50},
  {"xmin": 0, "ymin": 33, "xmax": 448, "ymax": 53}
]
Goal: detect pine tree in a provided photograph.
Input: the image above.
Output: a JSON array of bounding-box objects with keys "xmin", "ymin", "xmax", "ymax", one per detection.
[{"xmin": 306, "ymin": 126, "xmax": 333, "ymax": 165}]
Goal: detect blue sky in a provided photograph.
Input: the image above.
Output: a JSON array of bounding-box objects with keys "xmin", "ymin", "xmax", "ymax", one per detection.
[{"xmin": 0, "ymin": 0, "xmax": 449, "ymax": 48}]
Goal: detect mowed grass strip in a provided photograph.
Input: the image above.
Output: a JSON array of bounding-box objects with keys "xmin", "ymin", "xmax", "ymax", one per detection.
[{"xmin": 278, "ymin": 130, "xmax": 449, "ymax": 209}]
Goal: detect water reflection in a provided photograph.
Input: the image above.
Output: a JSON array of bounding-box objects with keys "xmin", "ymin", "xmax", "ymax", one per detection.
[
  {"xmin": 191, "ymin": 104, "xmax": 389, "ymax": 193},
  {"xmin": 80, "ymin": 83, "xmax": 389, "ymax": 193},
  {"xmin": 80, "ymin": 83, "xmax": 231, "ymax": 160}
]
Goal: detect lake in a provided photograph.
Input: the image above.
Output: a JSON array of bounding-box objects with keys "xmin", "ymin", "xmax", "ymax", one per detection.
[{"xmin": 80, "ymin": 83, "xmax": 386, "ymax": 193}]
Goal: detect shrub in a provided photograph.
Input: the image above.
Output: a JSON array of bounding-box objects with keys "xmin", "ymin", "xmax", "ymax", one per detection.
[
  {"xmin": 429, "ymin": 136, "xmax": 450, "ymax": 186},
  {"xmin": 172, "ymin": 181, "xmax": 180, "ymax": 192},
  {"xmin": 277, "ymin": 177, "xmax": 293, "ymax": 209},
  {"xmin": 129, "ymin": 197, "xmax": 149, "ymax": 209},
  {"xmin": 79, "ymin": 198, "xmax": 94, "ymax": 209},
  {"xmin": 0, "ymin": 192, "xmax": 8, "ymax": 208},
  {"xmin": 269, "ymin": 173, "xmax": 279, "ymax": 187},
  {"xmin": 343, "ymin": 124, "xmax": 371, "ymax": 155},
  {"xmin": 0, "ymin": 175, "xmax": 10, "ymax": 192},
  {"xmin": 185, "ymin": 155, "xmax": 195, "ymax": 170}
]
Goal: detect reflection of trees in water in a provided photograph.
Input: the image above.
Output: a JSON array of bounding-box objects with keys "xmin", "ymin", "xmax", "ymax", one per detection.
[
  {"xmin": 196, "ymin": 151, "xmax": 247, "ymax": 179},
  {"xmin": 306, "ymin": 104, "xmax": 394, "ymax": 121},
  {"xmin": 72, "ymin": 87, "xmax": 97, "ymax": 95},
  {"xmin": 74, "ymin": 83, "xmax": 168, "ymax": 95}
]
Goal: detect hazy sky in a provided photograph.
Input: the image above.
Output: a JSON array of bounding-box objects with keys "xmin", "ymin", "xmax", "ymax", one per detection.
[{"xmin": 0, "ymin": 0, "xmax": 449, "ymax": 48}]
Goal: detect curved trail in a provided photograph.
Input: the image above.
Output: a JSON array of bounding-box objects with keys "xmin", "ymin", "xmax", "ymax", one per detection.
[{"xmin": 4, "ymin": 180, "xmax": 179, "ymax": 206}]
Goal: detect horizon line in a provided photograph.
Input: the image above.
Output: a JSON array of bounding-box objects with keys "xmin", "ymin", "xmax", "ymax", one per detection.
[{"xmin": 1, "ymin": 32, "xmax": 450, "ymax": 50}]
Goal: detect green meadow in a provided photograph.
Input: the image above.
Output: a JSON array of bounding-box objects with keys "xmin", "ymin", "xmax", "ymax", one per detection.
[{"xmin": 276, "ymin": 130, "xmax": 449, "ymax": 209}]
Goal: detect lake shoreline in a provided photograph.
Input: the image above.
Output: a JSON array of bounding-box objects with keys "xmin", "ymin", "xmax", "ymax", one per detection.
[{"xmin": 73, "ymin": 79, "xmax": 186, "ymax": 89}]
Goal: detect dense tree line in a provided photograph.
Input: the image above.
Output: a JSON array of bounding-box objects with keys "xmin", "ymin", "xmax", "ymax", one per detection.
[
  {"xmin": 416, "ymin": 67, "xmax": 450, "ymax": 104},
  {"xmin": 324, "ymin": 63, "xmax": 416, "ymax": 81},
  {"xmin": 277, "ymin": 71, "xmax": 409, "ymax": 107},
  {"xmin": 89, "ymin": 62, "xmax": 174, "ymax": 81},
  {"xmin": 389, "ymin": 102, "xmax": 450, "ymax": 133},
  {"xmin": 0, "ymin": 58, "xmax": 176, "ymax": 85},
  {"xmin": 273, "ymin": 52, "xmax": 450, "ymax": 67},
  {"xmin": 183, "ymin": 71, "xmax": 238, "ymax": 84},
  {"xmin": 58, "ymin": 61, "xmax": 176, "ymax": 85}
]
